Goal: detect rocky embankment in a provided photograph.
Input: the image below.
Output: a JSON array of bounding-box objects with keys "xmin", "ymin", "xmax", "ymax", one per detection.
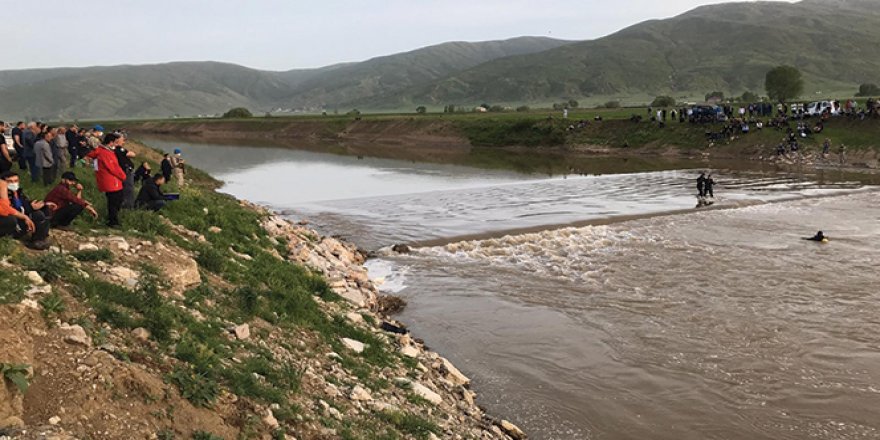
[{"xmin": 0, "ymin": 199, "xmax": 525, "ymax": 439}]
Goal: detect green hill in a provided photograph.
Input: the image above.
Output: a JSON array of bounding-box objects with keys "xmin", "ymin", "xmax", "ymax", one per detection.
[
  {"xmin": 0, "ymin": 37, "xmax": 569, "ymax": 120},
  {"xmin": 365, "ymin": 0, "xmax": 880, "ymax": 108}
]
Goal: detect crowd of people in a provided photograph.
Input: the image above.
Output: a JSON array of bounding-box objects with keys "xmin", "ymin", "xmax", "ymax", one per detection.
[{"xmin": 1, "ymin": 122, "xmax": 186, "ymax": 251}]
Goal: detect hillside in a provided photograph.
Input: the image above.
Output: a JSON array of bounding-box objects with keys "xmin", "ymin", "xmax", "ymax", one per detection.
[
  {"xmin": 0, "ymin": 37, "xmax": 568, "ymax": 121},
  {"xmin": 367, "ymin": 0, "xmax": 880, "ymax": 108}
]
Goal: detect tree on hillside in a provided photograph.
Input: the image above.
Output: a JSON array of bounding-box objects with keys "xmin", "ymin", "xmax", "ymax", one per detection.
[
  {"xmin": 567, "ymin": 99, "xmax": 580, "ymax": 109},
  {"xmin": 603, "ymin": 101, "xmax": 621, "ymax": 109},
  {"xmin": 765, "ymin": 66, "xmax": 804, "ymax": 103},
  {"xmin": 416, "ymin": 106, "xmax": 427, "ymax": 114},
  {"xmin": 740, "ymin": 91, "xmax": 760, "ymax": 102},
  {"xmin": 856, "ymin": 83, "xmax": 880, "ymax": 97},
  {"xmin": 705, "ymin": 91, "xmax": 725, "ymax": 102},
  {"xmin": 651, "ymin": 96, "xmax": 676, "ymax": 107},
  {"xmin": 222, "ymin": 107, "xmax": 253, "ymax": 118},
  {"xmin": 516, "ymin": 105, "xmax": 531, "ymax": 112}
]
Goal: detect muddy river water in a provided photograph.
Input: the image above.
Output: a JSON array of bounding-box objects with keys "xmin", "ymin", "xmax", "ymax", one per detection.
[{"xmin": 147, "ymin": 138, "xmax": 880, "ymax": 440}]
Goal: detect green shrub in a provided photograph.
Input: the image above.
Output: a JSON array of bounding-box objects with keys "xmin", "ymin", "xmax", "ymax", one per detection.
[
  {"xmin": 39, "ymin": 292, "xmax": 67, "ymax": 318},
  {"xmin": 168, "ymin": 368, "xmax": 219, "ymax": 407},
  {"xmin": 222, "ymin": 107, "xmax": 253, "ymax": 119},
  {"xmin": 0, "ymin": 269, "xmax": 29, "ymax": 304},
  {"xmin": 191, "ymin": 431, "xmax": 223, "ymax": 440},
  {"xmin": 0, "ymin": 363, "xmax": 30, "ymax": 393},
  {"xmin": 21, "ymin": 252, "xmax": 72, "ymax": 283},
  {"xmin": 377, "ymin": 411, "xmax": 441, "ymax": 439},
  {"xmin": 71, "ymin": 248, "xmax": 114, "ymax": 262}
]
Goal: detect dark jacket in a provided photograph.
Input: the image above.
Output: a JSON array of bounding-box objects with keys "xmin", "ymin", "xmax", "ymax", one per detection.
[
  {"xmin": 136, "ymin": 178, "xmax": 164, "ymax": 206},
  {"xmin": 160, "ymin": 157, "xmax": 173, "ymax": 181},
  {"xmin": 7, "ymin": 189, "xmax": 35, "ymax": 215}
]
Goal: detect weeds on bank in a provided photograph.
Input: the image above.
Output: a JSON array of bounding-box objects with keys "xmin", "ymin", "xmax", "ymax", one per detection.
[
  {"xmin": 376, "ymin": 411, "xmax": 442, "ymax": 440},
  {"xmin": 0, "ymin": 268, "xmax": 29, "ymax": 304},
  {"xmin": 71, "ymin": 248, "xmax": 114, "ymax": 262},
  {"xmin": 0, "ymin": 363, "xmax": 31, "ymax": 393}
]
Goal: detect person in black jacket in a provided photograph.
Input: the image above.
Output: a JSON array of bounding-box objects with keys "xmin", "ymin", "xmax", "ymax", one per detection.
[
  {"xmin": 133, "ymin": 161, "xmax": 152, "ymax": 184},
  {"xmin": 160, "ymin": 153, "xmax": 173, "ymax": 182},
  {"xmin": 136, "ymin": 173, "xmax": 167, "ymax": 211}
]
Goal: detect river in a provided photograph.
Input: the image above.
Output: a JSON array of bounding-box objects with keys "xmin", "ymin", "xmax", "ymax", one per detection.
[{"xmin": 145, "ymin": 138, "xmax": 880, "ymax": 440}]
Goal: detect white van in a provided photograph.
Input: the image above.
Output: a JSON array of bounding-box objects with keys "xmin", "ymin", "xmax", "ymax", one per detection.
[{"xmin": 805, "ymin": 101, "xmax": 838, "ymax": 116}]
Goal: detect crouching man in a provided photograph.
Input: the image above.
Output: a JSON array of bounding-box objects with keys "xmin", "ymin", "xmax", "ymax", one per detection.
[
  {"xmin": 44, "ymin": 171, "xmax": 99, "ymax": 228},
  {"xmin": 136, "ymin": 173, "xmax": 168, "ymax": 212},
  {"xmin": 0, "ymin": 171, "xmax": 52, "ymax": 250}
]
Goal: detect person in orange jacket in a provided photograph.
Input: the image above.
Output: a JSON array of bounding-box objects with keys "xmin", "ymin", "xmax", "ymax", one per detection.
[{"xmin": 85, "ymin": 133, "xmax": 127, "ymax": 227}]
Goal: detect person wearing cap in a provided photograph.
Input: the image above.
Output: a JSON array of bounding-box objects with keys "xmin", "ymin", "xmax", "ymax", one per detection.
[
  {"xmin": 169, "ymin": 148, "xmax": 186, "ymax": 187},
  {"xmin": 86, "ymin": 125, "xmax": 104, "ymax": 150},
  {"xmin": 85, "ymin": 133, "xmax": 127, "ymax": 227},
  {"xmin": 44, "ymin": 171, "xmax": 98, "ymax": 228}
]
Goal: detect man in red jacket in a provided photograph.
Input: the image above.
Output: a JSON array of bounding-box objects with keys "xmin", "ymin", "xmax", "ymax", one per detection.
[{"xmin": 86, "ymin": 133, "xmax": 126, "ymax": 227}]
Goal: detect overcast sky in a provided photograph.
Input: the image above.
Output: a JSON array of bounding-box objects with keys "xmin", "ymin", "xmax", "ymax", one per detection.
[{"xmin": 2, "ymin": 0, "xmax": 797, "ymax": 71}]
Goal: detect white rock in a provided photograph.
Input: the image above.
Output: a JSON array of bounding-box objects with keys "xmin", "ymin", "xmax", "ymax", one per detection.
[
  {"xmin": 106, "ymin": 236, "xmax": 130, "ymax": 252},
  {"xmin": 262, "ymin": 409, "xmax": 279, "ymax": 429},
  {"xmin": 341, "ymin": 338, "xmax": 365, "ymax": 354},
  {"xmin": 26, "ymin": 271, "xmax": 45, "ymax": 285},
  {"xmin": 109, "ymin": 266, "xmax": 138, "ymax": 282},
  {"xmin": 49, "ymin": 416, "xmax": 61, "ymax": 425},
  {"xmin": 350, "ymin": 385, "xmax": 372, "ymax": 401},
  {"xmin": 345, "ymin": 312, "xmax": 364, "ymax": 324},
  {"xmin": 77, "ymin": 243, "xmax": 100, "ymax": 252},
  {"xmin": 396, "ymin": 378, "xmax": 442, "ymax": 405},
  {"xmin": 60, "ymin": 324, "xmax": 91, "ymax": 347},
  {"xmin": 233, "ymin": 324, "xmax": 251, "ymax": 340},
  {"xmin": 500, "ymin": 420, "xmax": 526, "ymax": 440},
  {"xmin": 440, "ymin": 357, "xmax": 471, "ymax": 386},
  {"xmin": 337, "ymin": 289, "xmax": 367, "ymax": 308},
  {"xmin": 131, "ymin": 327, "xmax": 151, "ymax": 342},
  {"xmin": 26, "ymin": 284, "xmax": 52, "ymax": 296},
  {"xmin": 208, "ymin": 226, "xmax": 222, "ymax": 234},
  {"xmin": 19, "ymin": 299, "xmax": 40, "ymax": 310},
  {"xmin": 400, "ymin": 346, "xmax": 420, "ymax": 358}
]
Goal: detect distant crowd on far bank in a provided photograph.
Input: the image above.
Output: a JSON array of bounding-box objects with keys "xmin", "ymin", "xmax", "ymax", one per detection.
[{"xmin": 1, "ymin": 122, "xmax": 187, "ymax": 250}]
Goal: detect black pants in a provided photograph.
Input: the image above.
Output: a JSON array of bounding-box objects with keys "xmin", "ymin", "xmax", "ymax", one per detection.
[
  {"xmin": 4, "ymin": 211, "xmax": 50, "ymax": 242},
  {"xmin": 51, "ymin": 204, "xmax": 84, "ymax": 227},
  {"xmin": 122, "ymin": 172, "xmax": 135, "ymax": 209},
  {"xmin": 697, "ymin": 186, "xmax": 705, "ymax": 197},
  {"xmin": 0, "ymin": 215, "xmax": 17, "ymax": 237},
  {"xmin": 42, "ymin": 166, "xmax": 57, "ymax": 186},
  {"xmin": 705, "ymin": 187, "xmax": 714, "ymax": 198},
  {"xmin": 105, "ymin": 190, "xmax": 124, "ymax": 226},
  {"xmin": 138, "ymin": 200, "xmax": 166, "ymax": 212},
  {"xmin": 0, "ymin": 156, "xmax": 11, "ymax": 173}
]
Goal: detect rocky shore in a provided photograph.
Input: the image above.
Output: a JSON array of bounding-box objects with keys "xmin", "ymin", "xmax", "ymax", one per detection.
[{"xmin": 0, "ymin": 142, "xmax": 526, "ymax": 440}]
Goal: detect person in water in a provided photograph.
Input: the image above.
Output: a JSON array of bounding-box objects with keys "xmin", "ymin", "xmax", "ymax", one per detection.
[
  {"xmin": 806, "ymin": 231, "xmax": 827, "ymax": 242},
  {"xmin": 696, "ymin": 173, "xmax": 706, "ymax": 198},
  {"xmin": 704, "ymin": 174, "xmax": 715, "ymax": 198}
]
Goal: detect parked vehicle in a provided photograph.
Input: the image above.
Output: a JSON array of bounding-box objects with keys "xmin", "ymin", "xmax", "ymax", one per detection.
[{"xmin": 805, "ymin": 100, "xmax": 838, "ymax": 116}]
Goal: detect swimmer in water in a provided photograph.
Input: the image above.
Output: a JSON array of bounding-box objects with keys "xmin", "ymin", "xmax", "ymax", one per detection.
[{"xmin": 805, "ymin": 231, "xmax": 828, "ymax": 242}]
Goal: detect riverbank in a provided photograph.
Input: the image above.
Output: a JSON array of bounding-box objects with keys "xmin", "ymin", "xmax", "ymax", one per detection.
[
  {"xmin": 0, "ymin": 141, "xmax": 525, "ymax": 439},
  {"xmin": 110, "ymin": 112, "xmax": 880, "ymax": 169}
]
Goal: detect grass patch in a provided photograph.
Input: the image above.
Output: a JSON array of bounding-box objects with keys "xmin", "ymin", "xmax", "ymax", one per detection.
[
  {"xmin": 377, "ymin": 411, "xmax": 441, "ymax": 440},
  {"xmin": 0, "ymin": 363, "xmax": 31, "ymax": 393},
  {"xmin": 71, "ymin": 248, "xmax": 114, "ymax": 262},
  {"xmin": 39, "ymin": 292, "xmax": 67, "ymax": 319},
  {"xmin": 20, "ymin": 252, "xmax": 73, "ymax": 283},
  {"xmin": 191, "ymin": 431, "xmax": 223, "ymax": 440},
  {"xmin": 168, "ymin": 368, "xmax": 219, "ymax": 408},
  {"xmin": 0, "ymin": 269, "xmax": 29, "ymax": 304}
]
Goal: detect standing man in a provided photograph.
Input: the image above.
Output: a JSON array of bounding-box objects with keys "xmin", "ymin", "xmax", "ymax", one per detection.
[
  {"xmin": 696, "ymin": 172, "xmax": 707, "ymax": 198},
  {"xmin": 11, "ymin": 122, "xmax": 25, "ymax": 170},
  {"xmin": 169, "ymin": 148, "xmax": 186, "ymax": 187},
  {"xmin": 86, "ymin": 133, "xmax": 127, "ymax": 228},
  {"xmin": 0, "ymin": 122, "xmax": 13, "ymax": 173},
  {"xmin": 22, "ymin": 122, "xmax": 40, "ymax": 183},
  {"xmin": 66, "ymin": 125, "xmax": 81, "ymax": 168},
  {"xmin": 114, "ymin": 133, "xmax": 137, "ymax": 208},
  {"xmin": 704, "ymin": 174, "xmax": 715, "ymax": 198},
  {"xmin": 34, "ymin": 127, "xmax": 57, "ymax": 186},
  {"xmin": 54, "ymin": 126, "xmax": 69, "ymax": 173}
]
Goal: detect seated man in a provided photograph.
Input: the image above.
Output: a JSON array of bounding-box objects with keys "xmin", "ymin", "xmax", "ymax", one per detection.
[
  {"xmin": 0, "ymin": 171, "xmax": 52, "ymax": 250},
  {"xmin": 135, "ymin": 173, "xmax": 168, "ymax": 212},
  {"xmin": 44, "ymin": 171, "xmax": 99, "ymax": 228}
]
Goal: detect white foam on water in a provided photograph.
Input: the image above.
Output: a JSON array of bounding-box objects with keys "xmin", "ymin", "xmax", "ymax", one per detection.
[{"xmin": 364, "ymin": 258, "xmax": 409, "ymax": 294}]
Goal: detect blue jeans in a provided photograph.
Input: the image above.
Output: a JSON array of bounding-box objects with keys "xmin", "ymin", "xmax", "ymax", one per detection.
[{"xmin": 25, "ymin": 154, "xmax": 40, "ymax": 183}]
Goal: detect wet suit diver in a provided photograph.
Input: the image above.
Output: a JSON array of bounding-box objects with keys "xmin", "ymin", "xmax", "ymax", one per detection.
[{"xmin": 804, "ymin": 231, "xmax": 829, "ymax": 242}]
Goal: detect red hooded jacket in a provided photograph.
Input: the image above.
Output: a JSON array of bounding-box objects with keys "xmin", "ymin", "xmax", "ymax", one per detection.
[{"xmin": 86, "ymin": 146, "xmax": 126, "ymax": 193}]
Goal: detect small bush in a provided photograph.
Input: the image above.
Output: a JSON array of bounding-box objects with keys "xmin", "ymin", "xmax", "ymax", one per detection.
[
  {"xmin": 603, "ymin": 100, "xmax": 621, "ymax": 109},
  {"xmin": 39, "ymin": 292, "xmax": 67, "ymax": 318},
  {"xmin": 194, "ymin": 245, "xmax": 227, "ymax": 274},
  {"xmin": 22, "ymin": 252, "xmax": 72, "ymax": 283},
  {"xmin": 71, "ymin": 248, "xmax": 114, "ymax": 262},
  {"xmin": 191, "ymin": 431, "xmax": 223, "ymax": 440},
  {"xmin": 377, "ymin": 411, "xmax": 441, "ymax": 439},
  {"xmin": 0, "ymin": 269, "xmax": 29, "ymax": 304},
  {"xmin": 222, "ymin": 107, "xmax": 253, "ymax": 118},
  {"xmin": 168, "ymin": 368, "xmax": 219, "ymax": 407},
  {"xmin": 0, "ymin": 363, "xmax": 31, "ymax": 393}
]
